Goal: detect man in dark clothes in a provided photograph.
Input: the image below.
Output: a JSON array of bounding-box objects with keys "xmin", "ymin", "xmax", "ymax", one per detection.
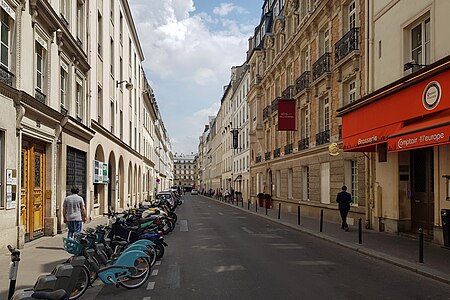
[{"xmin": 336, "ymin": 185, "xmax": 352, "ymax": 231}]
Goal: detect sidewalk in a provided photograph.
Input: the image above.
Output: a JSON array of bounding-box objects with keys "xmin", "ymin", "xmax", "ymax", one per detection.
[
  {"xmin": 0, "ymin": 217, "xmax": 108, "ymax": 299},
  {"xmin": 205, "ymin": 195, "xmax": 450, "ymax": 286}
]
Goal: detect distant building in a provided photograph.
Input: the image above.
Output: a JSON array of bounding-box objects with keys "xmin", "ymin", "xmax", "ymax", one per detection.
[{"xmin": 174, "ymin": 154, "xmax": 197, "ymax": 191}]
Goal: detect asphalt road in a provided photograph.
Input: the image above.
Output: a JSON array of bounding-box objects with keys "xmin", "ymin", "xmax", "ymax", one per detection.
[{"xmin": 86, "ymin": 194, "xmax": 450, "ymax": 300}]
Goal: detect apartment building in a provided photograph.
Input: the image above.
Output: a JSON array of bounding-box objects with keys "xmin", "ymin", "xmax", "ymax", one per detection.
[
  {"xmin": 0, "ymin": 0, "xmax": 171, "ymax": 248},
  {"xmin": 247, "ymin": 0, "xmax": 367, "ymax": 223},
  {"xmin": 173, "ymin": 154, "xmax": 197, "ymax": 191}
]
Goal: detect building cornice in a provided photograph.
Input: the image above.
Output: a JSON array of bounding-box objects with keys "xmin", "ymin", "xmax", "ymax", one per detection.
[{"xmin": 121, "ymin": 0, "xmax": 145, "ymax": 61}]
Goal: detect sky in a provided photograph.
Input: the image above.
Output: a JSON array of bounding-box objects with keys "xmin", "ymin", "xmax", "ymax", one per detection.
[{"xmin": 129, "ymin": 0, "xmax": 262, "ymax": 156}]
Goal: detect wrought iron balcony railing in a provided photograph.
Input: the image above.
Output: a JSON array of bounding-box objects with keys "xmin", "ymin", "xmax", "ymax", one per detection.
[
  {"xmin": 60, "ymin": 105, "xmax": 68, "ymax": 116},
  {"xmin": 298, "ymin": 137, "xmax": 309, "ymax": 150},
  {"xmin": 316, "ymin": 130, "xmax": 330, "ymax": 145},
  {"xmin": 335, "ymin": 27, "xmax": 359, "ymax": 64},
  {"xmin": 35, "ymin": 89, "xmax": 46, "ymax": 104},
  {"xmin": 284, "ymin": 143, "xmax": 293, "ymax": 155},
  {"xmin": 256, "ymin": 155, "xmax": 262, "ymax": 163},
  {"xmin": 0, "ymin": 65, "xmax": 14, "ymax": 86},
  {"xmin": 282, "ymin": 85, "xmax": 295, "ymax": 99},
  {"xmin": 312, "ymin": 52, "xmax": 331, "ymax": 81},
  {"xmin": 274, "ymin": 148, "xmax": 281, "ymax": 158},
  {"xmin": 263, "ymin": 106, "xmax": 271, "ymax": 120},
  {"xmin": 295, "ymin": 71, "xmax": 310, "ymax": 94},
  {"xmin": 271, "ymin": 98, "xmax": 279, "ymax": 113},
  {"xmin": 265, "ymin": 151, "xmax": 271, "ymax": 161}
]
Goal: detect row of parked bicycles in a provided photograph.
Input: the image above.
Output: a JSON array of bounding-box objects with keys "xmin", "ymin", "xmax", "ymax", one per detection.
[{"xmin": 8, "ymin": 191, "xmax": 183, "ymax": 300}]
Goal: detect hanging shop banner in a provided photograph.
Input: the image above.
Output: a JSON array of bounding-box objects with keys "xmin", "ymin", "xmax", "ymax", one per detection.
[
  {"xmin": 232, "ymin": 129, "xmax": 239, "ymax": 149},
  {"xmin": 278, "ymin": 99, "xmax": 296, "ymax": 131}
]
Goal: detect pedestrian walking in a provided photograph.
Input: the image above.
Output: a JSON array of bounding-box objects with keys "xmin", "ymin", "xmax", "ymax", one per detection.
[
  {"xmin": 336, "ymin": 185, "xmax": 352, "ymax": 231},
  {"xmin": 63, "ymin": 186, "xmax": 87, "ymax": 239}
]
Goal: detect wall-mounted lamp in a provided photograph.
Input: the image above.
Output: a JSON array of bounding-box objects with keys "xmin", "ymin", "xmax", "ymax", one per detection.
[
  {"xmin": 116, "ymin": 80, "xmax": 134, "ymax": 91},
  {"xmin": 443, "ymin": 175, "xmax": 450, "ymax": 201},
  {"xmin": 403, "ymin": 61, "xmax": 427, "ymax": 72}
]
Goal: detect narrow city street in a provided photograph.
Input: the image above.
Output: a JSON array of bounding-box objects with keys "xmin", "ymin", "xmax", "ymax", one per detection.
[{"xmin": 84, "ymin": 194, "xmax": 450, "ymax": 300}]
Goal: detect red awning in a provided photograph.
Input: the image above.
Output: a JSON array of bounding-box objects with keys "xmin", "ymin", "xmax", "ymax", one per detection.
[
  {"xmin": 343, "ymin": 122, "xmax": 402, "ymax": 152},
  {"xmin": 388, "ymin": 110, "xmax": 450, "ymax": 151}
]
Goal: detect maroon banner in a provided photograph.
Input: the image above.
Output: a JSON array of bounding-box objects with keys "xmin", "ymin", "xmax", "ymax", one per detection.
[{"xmin": 278, "ymin": 99, "xmax": 296, "ymax": 131}]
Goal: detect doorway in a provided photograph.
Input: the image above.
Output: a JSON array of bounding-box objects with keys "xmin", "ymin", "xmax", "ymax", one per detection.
[{"xmin": 410, "ymin": 148, "xmax": 434, "ymax": 235}]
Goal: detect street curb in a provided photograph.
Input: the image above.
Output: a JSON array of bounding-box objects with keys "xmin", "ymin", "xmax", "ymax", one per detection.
[{"xmin": 201, "ymin": 195, "xmax": 450, "ymax": 286}]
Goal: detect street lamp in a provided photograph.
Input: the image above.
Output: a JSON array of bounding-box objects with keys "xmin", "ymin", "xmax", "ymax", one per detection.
[{"xmin": 116, "ymin": 80, "xmax": 134, "ymax": 91}]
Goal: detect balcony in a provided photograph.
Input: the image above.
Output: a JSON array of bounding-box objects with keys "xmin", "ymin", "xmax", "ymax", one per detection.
[
  {"xmin": 265, "ymin": 151, "xmax": 271, "ymax": 161},
  {"xmin": 35, "ymin": 89, "xmax": 46, "ymax": 104},
  {"xmin": 284, "ymin": 143, "xmax": 293, "ymax": 155},
  {"xmin": 335, "ymin": 27, "xmax": 359, "ymax": 64},
  {"xmin": 271, "ymin": 98, "xmax": 279, "ymax": 113},
  {"xmin": 312, "ymin": 53, "xmax": 331, "ymax": 81},
  {"xmin": 274, "ymin": 148, "xmax": 281, "ymax": 158},
  {"xmin": 316, "ymin": 130, "xmax": 330, "ymax": 145},
  {"xmin": 60, "ymin": 105, "xmax": 68, "ymax": 116},
  {"xmin": 256, "ymin": 155, "xmax": 262, "ymax": 163},
  {"xmin": 282, "ymin": 85, "xmax": 295, "ymax": 99},
  {"xmin": 263, "ymin": 106, "xmax": 271, "ymax": 120},
  {"xmin": 0, "ymin": 65, "xmax": 14, "ymax": 86},
  {"xmin": 298, "ymin": 137, "xmax": 309, "ymax": 150},
  {"xmin": 295, "ymin": 71, "xmax": 310, "ymax": 94}
]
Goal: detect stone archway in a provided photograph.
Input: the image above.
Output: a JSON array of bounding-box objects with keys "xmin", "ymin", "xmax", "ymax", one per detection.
[
  {"xmin": 108, "ymin": 151, "xmax": 117, "ymax": 211},
  {"xmin": 128, "ymin": 162, "xmax": 133, "ymax": 207},
  {"xmin": 133, "ymin": 164, "xmax": 137, "ymax": 206},
  {"xmin": 138, "ymin": 166, "xmax": 142, "ymax": 204},
  {"xmin": 118, "ymin": 156, "xmax": 124, "ymax": 209},
  {"xmin": 94, "ymin": 144, "xmax": 106, "ymax": 214}
]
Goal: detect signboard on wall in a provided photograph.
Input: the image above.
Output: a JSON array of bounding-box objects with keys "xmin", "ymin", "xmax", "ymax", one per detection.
[
  {"xmin": 232, "ymin": 129, "xmax": 239, "ymax": 149},
  {"xmin": 278, "ymin": 99, "xmax": 296, "ymax": 131},
  {"xmin": 93, "ymin": 160, "xmax": 108, "ymax": 184}
]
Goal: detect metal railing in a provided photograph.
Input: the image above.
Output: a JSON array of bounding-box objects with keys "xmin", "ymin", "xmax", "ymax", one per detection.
[
  {"xmin": 298, "ymin": 137, "xmax": 309, "ymax": 150},
  {"xmin": 295, "ymin": 71, "xmax": 310, "ymax": 94},
  {"xmin": 312, "ymin": 52, "xmax": 331, "ymax": 81},
  {"xmin": 274, "ymin": 148, "xmax": 281, "ymax": 158},
  {"xmin": 284, "ymin": 143, "xmax": 293, "ymax": 155},
  {"xmin": 282, "ymin": 85, "xmax": 295, "ymax": 99},
  {"xmin": 265, "ymin": 152, "xmax": 271, "ymax": 161},
  {"xmin": 271, "ymin": 98, "xmax": 279, "ymax": 113},
  {"xmin": 256, "ymin": 155, "xmax": 262, "ymax": 163},
  {"xmin": 263, "ymin": 106, "xmax": 271, "ymax": 120},
  {"xmin": 35, "ymin": 89, "xmax": 46, "ymax": 104},
  {"xmin": 335, "ymin": 27, "xmax": 359, "ymax": 64},
  {"xmin": 316, "ymin": 130, "xmax": 330, "ymax": 145},
  {"xmin": 0, "ymin": 65, "xmax": 14, "ymax": 86}
]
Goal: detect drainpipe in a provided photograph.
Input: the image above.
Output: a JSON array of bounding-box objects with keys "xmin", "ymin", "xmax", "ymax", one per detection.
[
  {"xmin": 54, "ymin": 116, "xmax": 68, "ymax": 234},
  {"xmin": 15, "ymin": 101, "xmax": 25, "ymax": 248}
]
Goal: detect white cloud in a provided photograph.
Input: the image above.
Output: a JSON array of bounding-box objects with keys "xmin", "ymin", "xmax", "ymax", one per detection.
[{"xmin": 213, "ymin": 3, "xmax": 246, "ymax": 16}]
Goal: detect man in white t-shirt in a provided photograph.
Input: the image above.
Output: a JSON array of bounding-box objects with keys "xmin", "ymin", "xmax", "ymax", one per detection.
[{"xmin": 63, "ymin": 186, "xmax": 87, "ymax": 238}]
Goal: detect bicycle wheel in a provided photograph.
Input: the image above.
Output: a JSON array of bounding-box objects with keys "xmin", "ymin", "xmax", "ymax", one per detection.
[
  {"xmin": 155, "ymin": 243, "xmax": 165, "ymax": 259},
  {"xmin": 118, "ymin": 257, "xmax": 150, "ymax": 289},
  {"xmin": 69, "ymin": 265, "xmax": 90, "ymax": 300}
]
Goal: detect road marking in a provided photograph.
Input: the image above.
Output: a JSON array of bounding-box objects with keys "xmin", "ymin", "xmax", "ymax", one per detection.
[
  {"xmin": 292, "ymin": 261, "xmax": 334, "ymax": 266},
  {"xmin": 155, "ymin": 261, "xmax": 161, "ymax": 266},
  {"xmin": 200, "ymin": 216, "xmax": 213, "ymax": 219},
  {"xmin": 270, "ymin": 243, "xmax": 304, "ymax": 250},
  {"xmin": 146, "ymin": 281, "xmax": 155, "ymax": 290},
  {"xmin": 143, "ymin": 297, "xmax": 151, "ymax": 300},
  {"xmin": 234, "ymin": 216, "xmax": 247, "ymax": 219},
  {"xmin": 151, "ymin": 269, "xmax": 159, "ymax": 276},
  {"xmin": 180, "ymin": 220, "xmax": 189, "ymax": 232},
  {"xmin": 167, "ymin": 263, "xmax": 181, "ymax": 288},
  {"xmin": 241, "ymin": 227, "xmax": 254, "ymax": 234},
  {"xmin": 253, "ymin": 233, "xmax": 282, "ymax": 238},
  {"xmin": 214, "ymin": 265, "xmax": 246, "ymax": 273},
  {"xmin": 218, "ymin": 212, "xmax": 224, "ymax": 215}
]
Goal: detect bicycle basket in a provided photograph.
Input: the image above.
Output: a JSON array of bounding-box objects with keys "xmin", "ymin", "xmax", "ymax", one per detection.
[{"xmin": 63, "ymin": 237, "xmax": 83, "ymax": 255}]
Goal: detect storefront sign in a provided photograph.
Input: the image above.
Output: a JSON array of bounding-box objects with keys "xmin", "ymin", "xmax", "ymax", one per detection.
[
  {"xmin": 388, "ymin": 124, "xmax": 450, "ymax": 151},
  {"xmin": 278, "ymin": 99, "xmax": 296, "ymax": 131},
  {"xmin": 422, "ymin": 81, "xmax": 441, "ymax": 110}
]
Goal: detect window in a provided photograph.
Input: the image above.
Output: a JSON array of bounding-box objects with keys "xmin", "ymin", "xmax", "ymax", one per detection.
[
  {"xmin": 76, "ymin": 82, "xmax": 83, "ymax": 121},
  {"xmin": 348, "ymin": 1, "xmax": 356, "ymax": 30},
  {"xmin": 97, "ymin": 86, "xmax": 103, "ymax": 124},
  {"xmin": 351, "ymin": 160, "xmax": 358, "ymax": 204},
  {"xmin": 36, "ymin": 43, "xmax": 44, "ymax": 91},
  {"xmin": 110, "ymin": 0, "xmax": 114, "ymax": 21},
  {"xmin": 110, "ymin": 101, "xmax": 114, "ymax": 133},
  {"xmin": 0, "ymin": 131, "xmax": 3, "ymax": 208},
  {"xmin": 97, "ymin": 11, "xmax": 103, "ymax": 55},
  {"xmin": 129, "ymin": 120, "xmax": 132, "ymax": 145},
  {"xmin": 411, "ymin": 18, "xmax": 430, "ymax": 71},
  {"xmin": 319, "ymin": 97, "xmax": 330, "ymax": 132},
  {"xmin": 301, "ymin": 105, "xmax": 310, "ymax": 139},
  {"xmin": 60, "ymin": 66, "xmax": 68, "ymax": 107},
  {"xmin": 300, "ymin": 47, "xmax": 310, "ymax": 73},
  {"xmin": 77, "ymin": 1, "xmax": 84, "ymax": 43},
  {"xmin": 0, "ymin": 10, "xmax": 10, "ymax": 69},
  {"xmin": 60, "ymin": 0, "xmax": 69, "ymax": 25},
  {"xmin": 302, "ymin": 166, "xmax": 310, "ymax": 200},
  {"xmin": 288, "ymin": 168, "xmax": 293, "ymax": 199},
  {"xmin": 347, "ymin": 79, "xmax": 357, "ymax": 104},
  {"xmin": 119, "ymin": 12, "xmax": 123, "ymax": 43},
  {"xmin": 276, "ymin": 170, "xmax": 281, "ymax": 198},
  {"xmin": 110, "ymin": 38, "xmax": 114, "ymax": 74}
]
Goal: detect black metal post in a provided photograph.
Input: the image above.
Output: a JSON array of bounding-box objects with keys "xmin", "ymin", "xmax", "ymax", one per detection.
[
  {"xmin": 278, "ymin": 203, "xmax": 281, "ymax": 219},
  {"xmin": 297, "ymin": 206, "xmax": 301, "ymax": 225},
  {"xmin": 256, "ymin": 201, "xmax": 258, "ymax": 212},
  {"xmin": 419, "ymin": 228, "xmax": 424, "ymax": 263},
  {"xmin": 7, "ymin": 245, "xmax": 20, "ymax": 300},
  {"xmin": 265, "ymin": 204, "xmax": 268, "ymax": 215},
  {"xmin": 358, "ymin": 218, "xmax": 362, "ymax": 244},
  {"xmin": 241, "ymin": 198, "xmax": 243, "ymax": 208},
  {"xmin": 320, "ymin": 209, "xmax": 324, "ymax": 232},
  {"xmin": 247, "ymin": 200, "xmax": 250, "ymax": 210}
]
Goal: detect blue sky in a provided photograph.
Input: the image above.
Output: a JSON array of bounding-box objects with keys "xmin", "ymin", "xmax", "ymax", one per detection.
[{"xmin": 129, "ymin": 1, "xmax": 261, "ymax": 155}]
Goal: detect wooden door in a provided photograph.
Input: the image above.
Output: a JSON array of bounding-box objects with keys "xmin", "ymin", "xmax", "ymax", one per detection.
[
  {"xmin": 31, "ymin": 148, "xmax": 45, "ymax": 238},
  {"xmin": 20, "ymin": 148, "xmax": 29, "ymax": 241},
  {"xmin": 411, "ymin": 148, "xmax": 434, "ymax": 233}
]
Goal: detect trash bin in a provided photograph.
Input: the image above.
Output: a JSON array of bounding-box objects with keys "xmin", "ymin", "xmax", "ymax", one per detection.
[{"xmin": 442, "ymin": 209, "xmax": 450, "ymax": 248}]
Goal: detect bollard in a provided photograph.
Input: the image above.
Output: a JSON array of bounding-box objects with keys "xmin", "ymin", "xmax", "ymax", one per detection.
[
  {"xmin": 320, "ymin": 209, "xmax": 324, "ymax": 232},
  {"xmin": 297, "ymin": 206, "xmax": 301, "ymax": 225},
  {"xmin": 256, "ymin": 201, "xmax": 258, "ymax": 212},
  {"xmin": 358, "ymin": 218, "xmax": 362, "ymax": 244},
  {"xmin": 241, "ymin": 199, "xmax": 243, "ymax": 208},
  {"xmin": 265, "ymin": 204, "xmax": 268, "ymax": 215},
  {"xmin": 419, "ymin": 228, "xmax": 424, "ymax": 263},
  {"xmin": 248, "ymin": 201, "xmax": 250, "ymax": 210},
  {"xmin": 278, "ymin": 203, "xmax": 281, "ymax": 219}
]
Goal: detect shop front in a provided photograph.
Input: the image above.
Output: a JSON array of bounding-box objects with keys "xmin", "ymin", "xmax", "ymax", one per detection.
[{"xmin": 338, "ymin": 56, "xmax": 450, "ymax": 244}]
